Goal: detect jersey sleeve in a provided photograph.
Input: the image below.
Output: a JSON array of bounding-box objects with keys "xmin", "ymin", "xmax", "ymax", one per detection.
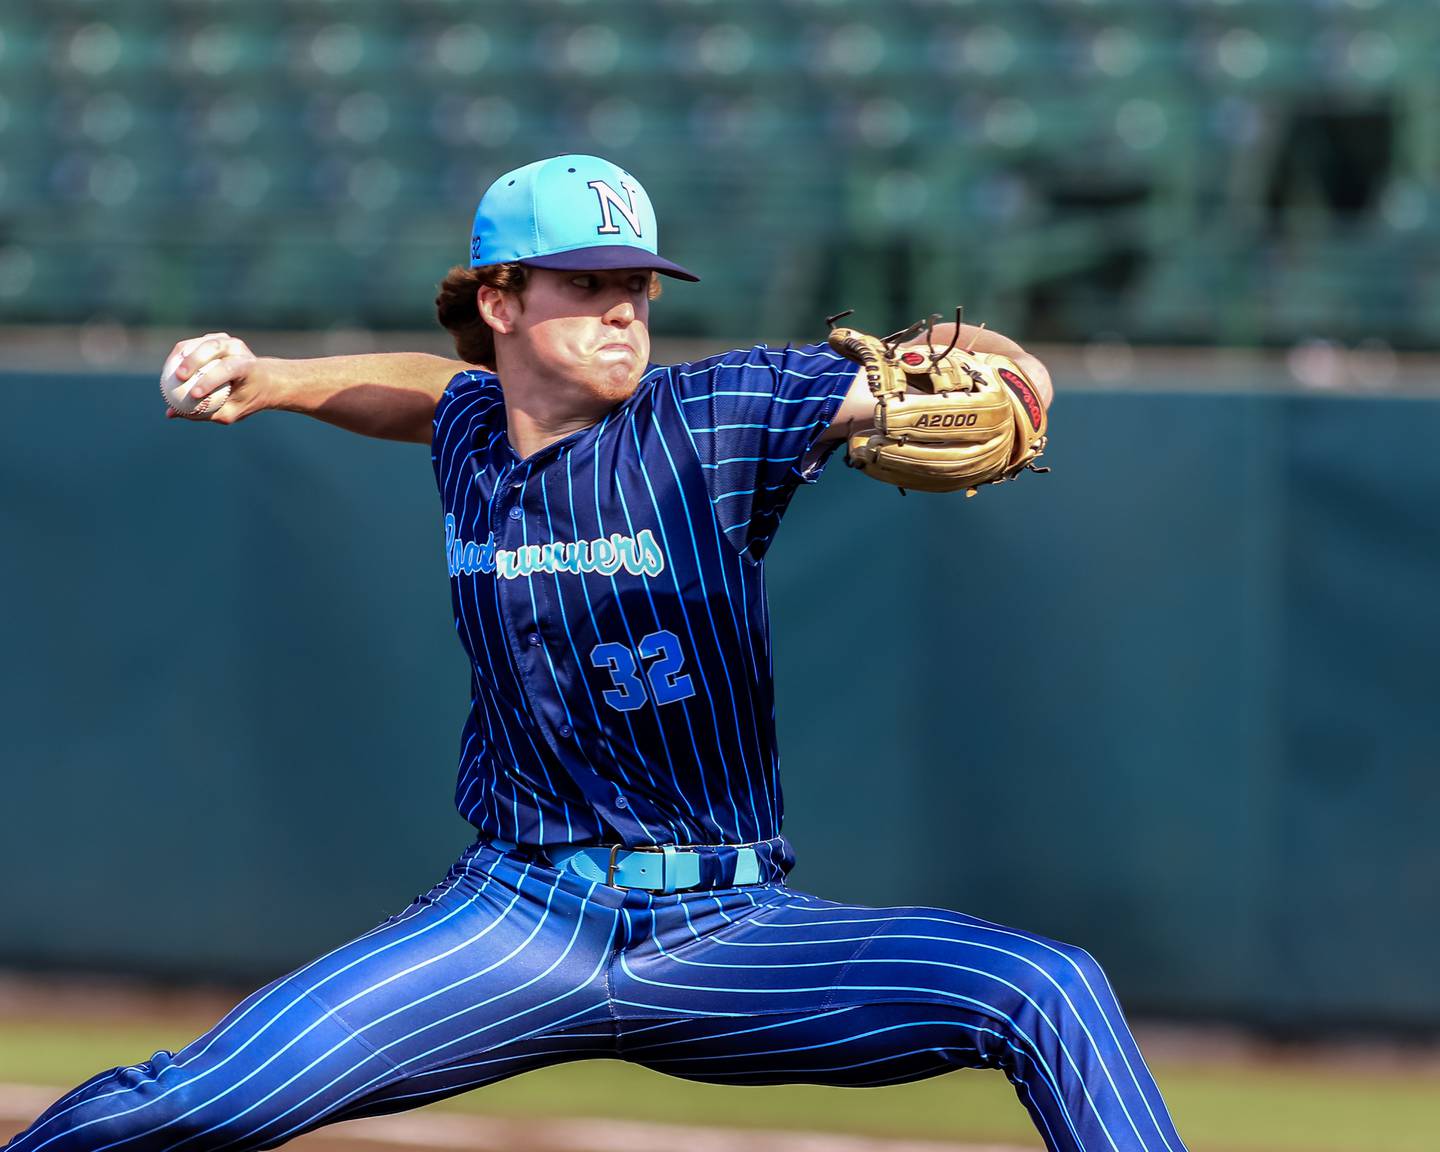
[
  {"xmin": 431, "ymin": 369, "xmax": 499, "ymax": 497},
  {"xmin": 663, "ymin": 342, "xmax": 858, "ymax": 558}
]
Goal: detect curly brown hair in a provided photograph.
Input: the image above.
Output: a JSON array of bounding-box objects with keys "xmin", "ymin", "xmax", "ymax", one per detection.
[{"xmin": 434, "ymin": 264, "xmax": 663, "ymax": 368}]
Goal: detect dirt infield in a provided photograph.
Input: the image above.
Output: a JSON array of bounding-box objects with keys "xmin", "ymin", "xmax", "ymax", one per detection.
[{"xmin": 0, "ymin": 1085, "xmax": 1028, "ymax": 1152}]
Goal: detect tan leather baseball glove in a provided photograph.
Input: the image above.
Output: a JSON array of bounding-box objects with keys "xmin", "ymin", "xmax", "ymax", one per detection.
[{"xmin": 826, "ymin": 316, "xmax": 1049, "ymax": 496}]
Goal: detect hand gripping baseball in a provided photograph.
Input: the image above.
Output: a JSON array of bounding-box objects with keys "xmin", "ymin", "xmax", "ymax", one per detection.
[
  {"xmin": 159, "ymin": 332, "xmax": 260, "ymax": 424},
  {"xmin": 826, "ymin": 315, "xmax": 1048, "ymax": 496}
]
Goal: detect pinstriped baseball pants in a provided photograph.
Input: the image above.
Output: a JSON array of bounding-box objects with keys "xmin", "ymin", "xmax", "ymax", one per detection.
[{"xmin": 4, "ymin": 842, "xmax": 1186, "ymax": 1152}]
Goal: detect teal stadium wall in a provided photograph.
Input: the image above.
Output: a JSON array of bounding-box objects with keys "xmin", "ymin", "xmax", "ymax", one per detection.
[{"xmin": 2, "ymin": 374, "xmax": 1438, "ymax": 1032}]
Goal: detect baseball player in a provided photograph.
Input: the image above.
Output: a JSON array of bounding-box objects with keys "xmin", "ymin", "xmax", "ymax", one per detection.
[{"xmin": 5, "ymin": 155, "xmax": 1185, "ymax": 1152}]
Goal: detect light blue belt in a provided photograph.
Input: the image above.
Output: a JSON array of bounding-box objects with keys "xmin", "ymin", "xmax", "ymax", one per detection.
[{"xmin": 492, "ymin": 841, "xmax": 761, "ymax": 893}]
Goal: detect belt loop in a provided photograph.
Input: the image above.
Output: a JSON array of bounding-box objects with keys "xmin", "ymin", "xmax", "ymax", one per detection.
[{"xmin": 660, "ymin": 845, "xmax": 678, "ymax": 894}]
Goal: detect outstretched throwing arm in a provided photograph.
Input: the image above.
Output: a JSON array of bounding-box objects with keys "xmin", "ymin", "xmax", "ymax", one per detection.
[{"xmin": 164, "ymin": 332, "xmax": 465, "ymax": 443}]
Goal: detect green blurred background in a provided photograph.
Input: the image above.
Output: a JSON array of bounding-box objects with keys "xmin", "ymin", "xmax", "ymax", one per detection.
[
  {"xmin": 2, "ymin": 2, "xmax": 1439, "ymax": 1150},
  {"xmin": 2, "ymin": 0, "xmax": 1439, "ymax": 344}
]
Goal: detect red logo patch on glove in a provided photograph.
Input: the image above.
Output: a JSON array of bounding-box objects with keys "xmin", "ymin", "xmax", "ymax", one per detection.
[{"xmin": 999, "ymin": 368, "xmax": 1043, "ymax": 432}]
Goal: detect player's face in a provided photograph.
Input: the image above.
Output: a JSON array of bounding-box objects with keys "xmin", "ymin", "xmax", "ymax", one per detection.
[{"xmin": 507, "ymin": 267, "xmax": 652, "ymax": 404}]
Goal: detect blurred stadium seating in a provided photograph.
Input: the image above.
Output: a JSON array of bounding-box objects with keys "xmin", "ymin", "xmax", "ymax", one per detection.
[{"xmin": 1, "ymin": 0, "xmax": 1437, "ymax": 345}]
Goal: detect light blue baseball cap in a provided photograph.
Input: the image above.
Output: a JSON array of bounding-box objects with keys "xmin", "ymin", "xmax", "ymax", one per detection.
[{"xmin": 469, "ymin": 154, "xmax": 699, "ymax": 282}]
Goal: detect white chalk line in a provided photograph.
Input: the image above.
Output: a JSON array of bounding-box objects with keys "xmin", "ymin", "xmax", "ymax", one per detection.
[{"xmin": 0, "ymin": 1083, "xmax": 1031, "ymax": 1152}]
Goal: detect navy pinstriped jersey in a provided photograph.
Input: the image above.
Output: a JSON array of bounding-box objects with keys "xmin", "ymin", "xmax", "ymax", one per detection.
[{"xmin": 430, "ymin": 343, "xmax": 857, "ymax": 849}]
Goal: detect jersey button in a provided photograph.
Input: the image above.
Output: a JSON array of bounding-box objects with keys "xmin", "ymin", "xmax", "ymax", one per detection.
[
  {"xmin": 508, "ymin": 506, "xmax": 523, "ymax": 520},
  {"xmin": 615, "ymin": 797, "xmax": 629, "ymax": 810},
  {"xmin": 558, "ymin": 724, "xmax": 572, "ymax": 738}
]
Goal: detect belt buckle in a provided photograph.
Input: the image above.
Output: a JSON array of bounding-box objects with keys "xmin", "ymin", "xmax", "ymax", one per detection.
[{"xmin": 605, "ymin": 843, "xmax": 673, "ymax": 890}]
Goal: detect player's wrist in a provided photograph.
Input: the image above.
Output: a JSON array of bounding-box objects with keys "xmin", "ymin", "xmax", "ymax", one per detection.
[{"xmin": 256, "ymin": 357, "xmax": 308, "ymax": 415}]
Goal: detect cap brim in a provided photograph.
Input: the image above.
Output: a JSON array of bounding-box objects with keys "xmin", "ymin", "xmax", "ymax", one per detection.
[{"xmin": 520, "ymin": 245, "xmax": 700, "ymax": 283}]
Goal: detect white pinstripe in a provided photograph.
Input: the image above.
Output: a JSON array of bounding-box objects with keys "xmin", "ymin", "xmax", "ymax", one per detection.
[
  {"xmin": 7, "ymin": 845, "xmax": 1182, "ymax": 1152},
  {"xmin": 15, "ymin": 864, "xmax": 492, "ymax": 1151},
  {"xmin": 191, "ymin": 885, "xmax": 622, "ymax": 1152},
  {"xmin": 582, "ymin": 405, "xmax": 711, "ymax": 833},
  {"xmin": 61, "ymin": 868, "xmax": 535, "ymax": 1152},
  {"xmin": 613, "ymin": 952, "xmax": 1097, "ymax": 1148},
  {"xmin": 643, "ymin": 399, "xmax": 777, "ymax": 832},
  {"xmin": 638, "ymin": 942, "xmax": 1135, "ymax": 1149},
  {"xmin": 615, "ymin": 992, "xmax": 1068, "ymax": 1151},
  {"xmin": 597, "ymin": 433, "xmax": 710, "ymax": 841},
  {"xmin": 671, "ymin": 909, "xmax": 1175, "ymax": 1152},
  {"xmin": 630, "ymin": 409, "xmax": 762, "ymax": 834}
]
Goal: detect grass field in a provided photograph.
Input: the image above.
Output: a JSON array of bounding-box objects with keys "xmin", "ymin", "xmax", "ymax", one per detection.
[{"xmin": 2, "ymin": 1015, "xmax": 1438, "ymax": 1152}]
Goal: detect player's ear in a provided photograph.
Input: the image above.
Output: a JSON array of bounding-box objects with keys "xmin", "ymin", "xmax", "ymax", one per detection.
[{"xmin": 476, "ymin": 285, "xmax": 515, "ymax": 335}]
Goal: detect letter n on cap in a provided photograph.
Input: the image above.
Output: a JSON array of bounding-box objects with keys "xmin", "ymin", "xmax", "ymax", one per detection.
[{"xmin": 588, "ymin": 180, "xmax": 643, "ymax": 237}]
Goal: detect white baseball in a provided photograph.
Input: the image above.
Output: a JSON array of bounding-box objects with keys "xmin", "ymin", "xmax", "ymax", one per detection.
[{"xmin": 160, "ymin": 348, "xmax": 232, "ymax": 419}]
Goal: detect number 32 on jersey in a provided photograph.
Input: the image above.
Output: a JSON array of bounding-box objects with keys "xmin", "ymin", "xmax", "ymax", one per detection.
[{"xmin": 590, "ymin": 630, "xmax": 696, "ymax": 712}]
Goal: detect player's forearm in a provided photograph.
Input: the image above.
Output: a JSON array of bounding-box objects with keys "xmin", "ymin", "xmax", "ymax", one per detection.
[{"xmin": 262, "ymin": 353, "xmax": 462, "ymax": 443}]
